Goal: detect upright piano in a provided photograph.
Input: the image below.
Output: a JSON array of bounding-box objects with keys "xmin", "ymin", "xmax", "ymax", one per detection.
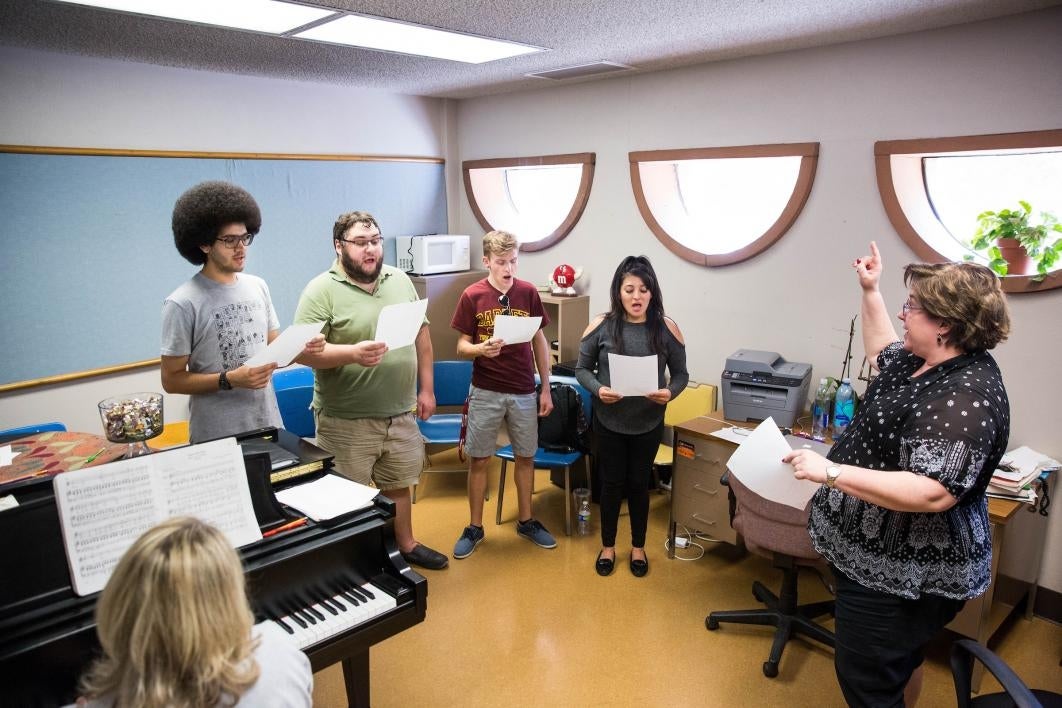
[{"xmin": 0, "ymin": 428, "xmax": 427, "ymax": 707}]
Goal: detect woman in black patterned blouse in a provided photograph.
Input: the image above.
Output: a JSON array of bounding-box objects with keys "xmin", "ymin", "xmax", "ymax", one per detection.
[{"xmin": 782, "ymin": 242, "xmax": 1011, "ymax": 708}]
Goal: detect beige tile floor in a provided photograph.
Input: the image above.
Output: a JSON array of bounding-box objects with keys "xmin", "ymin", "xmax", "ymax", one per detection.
[{"xmin": 311, "ymin": 452, "xmax": 1061, "ymax": 707}]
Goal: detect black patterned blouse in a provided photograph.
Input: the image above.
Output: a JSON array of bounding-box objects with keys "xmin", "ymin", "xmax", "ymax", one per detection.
[{"xmin": 808, "ymin": 342, "xmax": 1010, "ymax": 600}]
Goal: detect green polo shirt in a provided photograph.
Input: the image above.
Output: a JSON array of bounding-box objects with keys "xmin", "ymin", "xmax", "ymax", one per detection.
[{"xmin": 294, "ymin": 261, "xmax": 424, "ymax": 419}]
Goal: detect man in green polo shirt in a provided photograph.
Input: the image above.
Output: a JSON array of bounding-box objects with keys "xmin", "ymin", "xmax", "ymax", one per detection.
[{"xmin": 294, "ymin": 211, "xmax": 447, "ymax": 570}]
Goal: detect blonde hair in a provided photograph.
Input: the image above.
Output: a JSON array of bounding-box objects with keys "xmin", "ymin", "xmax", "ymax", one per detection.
[
  {"xmin": 904, "ymin": 261, "xmax": 1011, "ymax": 351},
  {"xmin": 482, "ymin": 230, "xmax": 518, "ymax": 258},
  {"xmin": 79, "ymin": 517, "xmax": 259, "ymax": 708}
]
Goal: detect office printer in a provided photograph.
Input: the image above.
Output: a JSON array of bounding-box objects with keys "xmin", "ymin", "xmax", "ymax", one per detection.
[{"xmin": 721, "ymin": 350, "xmax": 812, "ymax": 428}]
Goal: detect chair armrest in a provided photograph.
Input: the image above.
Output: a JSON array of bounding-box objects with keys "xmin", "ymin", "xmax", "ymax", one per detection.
[{"xmin": 950, "ymin": 639, "xmax": 1040, "ymax": 708}]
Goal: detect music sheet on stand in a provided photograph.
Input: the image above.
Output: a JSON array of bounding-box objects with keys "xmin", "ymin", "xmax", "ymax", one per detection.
[{"xmin": 53, "ymin": 438, "xmax": 262, "ymax": 596}]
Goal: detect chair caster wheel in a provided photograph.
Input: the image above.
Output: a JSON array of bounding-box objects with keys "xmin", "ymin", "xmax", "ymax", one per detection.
[
  {"xmin": 706, "ymin": 616, "xmax": 719, "ymax": 630},
  {"xmin": 762, "ymin": 661, "xmax": 778, "ymax": 678}
]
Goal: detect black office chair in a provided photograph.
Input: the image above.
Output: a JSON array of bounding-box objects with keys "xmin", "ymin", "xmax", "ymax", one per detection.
[
  {"xmin": 705, "ymin": 473, "xmax": 835, "ymax": 678},
  {"xmin": 951, "ymin": 638, "xmax": 1062, "ymax": 707}
]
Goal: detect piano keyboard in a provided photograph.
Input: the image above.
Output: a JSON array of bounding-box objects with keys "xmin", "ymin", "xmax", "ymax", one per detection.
[{"xmin": 267, "ymin": 577, "xmax": 397, "ymax": 651}]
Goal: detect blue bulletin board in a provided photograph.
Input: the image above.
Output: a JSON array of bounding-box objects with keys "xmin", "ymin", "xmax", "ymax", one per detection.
[{"xmin": 0, "ymin": 147, "xmax": 447, "ymax": 390}]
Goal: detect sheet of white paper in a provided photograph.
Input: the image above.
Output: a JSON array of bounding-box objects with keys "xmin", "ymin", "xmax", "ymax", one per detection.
[
  {"xmin": 1001, "ymin": 445, "xmax": 1061, "ymax": 475},
  {"xmin": 53, "ymin": 438, "xmax": 262, "ymax": 596},
  {"xmin": 607, "ymin": 353, "xmax": 658, "ymax": 396},
  {"xmin": 492, "ymin": 315, "xmax": 542, "ymax": 345},
  {"xmin": 275, "ymin": 474, "xmax": 379, "ymax": 521},
  {"xmin": 244, "ymin": 322, "xmax": 326, "ymax": 368},
  {"xmin": 726, "ymin": 417, "xmax": 821, "ymax": 510},
  {"xmin": 0, "ymin": 444, "xmax": 15, "ymax": 467},
  {"xmin": 374, "ymin": 299, "xmax": 428, "ymax": 350},
  {"xmin": 0, "ymin": 494, "xmax": 19, "ymax": 511}
]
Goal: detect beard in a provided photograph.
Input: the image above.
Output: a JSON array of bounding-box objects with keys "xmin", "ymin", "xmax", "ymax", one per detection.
[{"xmin": 341, "ymin": 250, "xmax": 383, "ymax": 284}]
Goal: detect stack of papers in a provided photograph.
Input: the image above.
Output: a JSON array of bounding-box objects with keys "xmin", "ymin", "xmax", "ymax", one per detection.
[
  {"xmin": 987, "ymin": 445, "xmax": 1060, "ymax": 503},
  {"xmin": 275, "ymin": 474, "xmax": 379, "ymax": 521}
]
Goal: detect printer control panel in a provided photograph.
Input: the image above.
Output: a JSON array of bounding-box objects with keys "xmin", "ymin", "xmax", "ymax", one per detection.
[{"xmin": 722, "ymin": 370, "xmax": 805, "ymax": 387}]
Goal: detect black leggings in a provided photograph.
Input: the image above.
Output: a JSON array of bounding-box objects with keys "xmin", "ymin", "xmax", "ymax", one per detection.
[{"xmin": 595, "ymin": 422, "xmax": 663, "ymax": 548}]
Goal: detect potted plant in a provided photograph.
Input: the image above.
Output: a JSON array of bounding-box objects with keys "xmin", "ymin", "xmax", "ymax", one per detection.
[{"xmin": 968, "ymin": 201, "xmax": 1062, "ymax": 281}]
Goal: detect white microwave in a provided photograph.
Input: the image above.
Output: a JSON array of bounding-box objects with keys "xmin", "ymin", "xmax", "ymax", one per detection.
[{"xmin": 396, "ymin": 234, "xmax": 471, "ymax": 275}]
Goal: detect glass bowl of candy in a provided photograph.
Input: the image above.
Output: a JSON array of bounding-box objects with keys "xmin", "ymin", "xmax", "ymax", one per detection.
[{"xmin": 98, "ymin": 392, "xmax": 164, "ymax": 458}]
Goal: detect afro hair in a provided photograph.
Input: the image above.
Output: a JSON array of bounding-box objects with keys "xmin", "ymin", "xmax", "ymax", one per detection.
[{"xmin": 171, "ymin": 181, "xmax": 262, "ymax": 265}]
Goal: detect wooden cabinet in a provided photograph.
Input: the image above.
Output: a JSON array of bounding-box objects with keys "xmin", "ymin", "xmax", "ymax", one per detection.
[
  {"xmin": 539, "ymin": 294, "xmax": 590, "ymax": 366},
  {"xmin": 409, "ymin": 271, "xmax": 482, "ymax": 359},
  {"xmin": 668, "ymin": 417, "xmax": 739, "ymax": 549}
]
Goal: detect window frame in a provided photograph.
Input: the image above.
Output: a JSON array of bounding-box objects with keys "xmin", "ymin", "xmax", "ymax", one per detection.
[
  {"xmin": 629, "ymin": 142, "xmax": 819, "ymax": 266},
  {"xmin": 462, "ymin": 152, "xmax": 595, "ymax": 252},
  {"xmin": 875, "ymin": 129, "xmax": 1062, "ymax": 294}
]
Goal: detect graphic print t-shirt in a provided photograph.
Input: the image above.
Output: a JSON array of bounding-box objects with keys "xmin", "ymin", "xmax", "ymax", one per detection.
[
  {"xmin": 162, "ymin": 272, "xmax": 282, "ymax": 442},
  {"xmin": 450, "ymin": 277, "xmax": 549, "ymax": 394}
]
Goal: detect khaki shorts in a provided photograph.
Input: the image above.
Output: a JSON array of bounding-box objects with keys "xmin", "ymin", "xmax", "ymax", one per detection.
[
  {"xmin": 314, "ymin": 411, "xmax": 423, "ymax": 491},
  {"xmin": 464, "ymin": 385, "xmax": 539, "ymax": 459}
]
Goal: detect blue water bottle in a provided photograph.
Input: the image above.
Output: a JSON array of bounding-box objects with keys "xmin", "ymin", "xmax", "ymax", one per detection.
[
  {"xmin": 833, "ymin": 378, "xmax": 855, "ymax": 437},
  {"xmin": 811, "ymin": 378, "xmax": 831, "ymax": 441}
]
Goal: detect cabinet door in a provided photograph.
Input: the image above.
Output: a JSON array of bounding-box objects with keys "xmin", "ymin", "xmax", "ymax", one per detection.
[
  {"xmin": 411, "ymin": 272, "xmax": 482, "ymax": 359},
  {"xmin": 670, "ymin": 436, "xmax": 737, "ymax": 545}
]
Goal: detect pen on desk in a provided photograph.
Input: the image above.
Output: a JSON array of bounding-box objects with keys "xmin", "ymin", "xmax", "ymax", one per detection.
[
  {"xmin": 262, "ymin": 517, "xmax": 308, "ymax": 538},
  {"xmin": 84, "ymin": 447, "xmax": 107, "ymax": 463}
]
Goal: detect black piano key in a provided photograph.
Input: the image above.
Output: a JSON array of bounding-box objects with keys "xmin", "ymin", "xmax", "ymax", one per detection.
[
  {"xmin": 273, "ymin": 616, "xmax": 295, "ymax": 635},
  {"xmin": 321, "ymin": 587, "xmax": 346, "ymax": 611},
  {"xmin": 343, "ymin": 582, "xmax": 368, "ymax": 604},
  {"xmin": 297, "ymin": 593, "xmax": 326, "ymax": 622},
  {"xmin": 283, "ymin": 603, "xmax": 308, "ymax": 629},
  {"xmin": 317, "ymin": 595, "xmax": 339, "ymax": 616},
  {"xmin": 338, "ymin": 586, "xmax": 361, "ymax": 606}
]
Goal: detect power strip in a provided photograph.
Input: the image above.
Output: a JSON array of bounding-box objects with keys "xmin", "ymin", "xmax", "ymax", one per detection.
[{"xmin": 674, "ymin": 537, "xmax": 689, "ymax": 549}]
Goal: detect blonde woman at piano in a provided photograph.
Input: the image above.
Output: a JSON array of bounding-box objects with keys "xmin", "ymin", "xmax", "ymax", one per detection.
[{"xmin": 72, "ymin": 517, "xmax": 312, "ymax": 708}]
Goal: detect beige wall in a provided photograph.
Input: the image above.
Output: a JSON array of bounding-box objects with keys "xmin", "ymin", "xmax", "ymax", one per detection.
[{"xmin": 453, "ymin": 8, "xmax": 1062, "ymax": 592}]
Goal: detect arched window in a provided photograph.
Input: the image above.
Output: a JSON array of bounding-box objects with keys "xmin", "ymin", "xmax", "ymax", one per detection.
[
  {"xmin": 629, "ymin": 143, "xmax": 819, "ymax": 266},
  {"xmin": 463, "ymin": 153, "xmax": 595, "ymax": 252},
  {"xmin": 875, "ymin": 129, "xmax": 1062, "ymax": 293}
]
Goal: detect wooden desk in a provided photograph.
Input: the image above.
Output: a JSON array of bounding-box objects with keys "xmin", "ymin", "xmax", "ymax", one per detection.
[{"xmin": 668, "ymin": 416, "xmax": 1050, "ymax": 691}]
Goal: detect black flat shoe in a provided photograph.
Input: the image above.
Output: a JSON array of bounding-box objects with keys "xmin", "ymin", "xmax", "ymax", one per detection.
[
  {"xmin": 595, "ymin": 550, "xmax": 615, "ymax": 576},
  {"xmin": 630, "ymin": 552, "xmax": 649, "ymax": 578}
]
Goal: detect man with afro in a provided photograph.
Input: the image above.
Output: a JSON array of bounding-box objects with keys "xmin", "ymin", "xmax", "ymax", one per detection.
[{"xmin": 161, "ymin": 181, "xmax": 323, "ymax": 443}]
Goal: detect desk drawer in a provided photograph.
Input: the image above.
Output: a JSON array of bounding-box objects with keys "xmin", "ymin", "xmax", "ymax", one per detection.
[{"xmin": 671, "ymin": 486, "xmax": 736, "ymax": 545}]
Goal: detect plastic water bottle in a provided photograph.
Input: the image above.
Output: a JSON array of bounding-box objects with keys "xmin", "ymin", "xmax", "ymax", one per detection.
[
  {"xmin": 574, "ymin": 487, "xmax": 591, "ymax": 536},
  {"xmin": 833, "ymin": 378, "xmax": 855, "ymax": 437},
  {"xmin": 577, "ymin": 500, "xmax": 591, "ymax": 536},
  {"xmin": 811, "ymin": 378, "xmax": 831, "ymax": 441}
]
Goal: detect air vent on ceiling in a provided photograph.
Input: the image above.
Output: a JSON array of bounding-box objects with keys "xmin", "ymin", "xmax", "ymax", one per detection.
[{"xmin": 526, "ymin": 61, "xmax": 633, "ymax": 81}]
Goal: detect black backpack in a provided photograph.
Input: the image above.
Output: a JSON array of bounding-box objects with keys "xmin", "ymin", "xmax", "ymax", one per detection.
[{"xmin": 537, "ymin": 383, "xmax": 590, "ymax": 453}]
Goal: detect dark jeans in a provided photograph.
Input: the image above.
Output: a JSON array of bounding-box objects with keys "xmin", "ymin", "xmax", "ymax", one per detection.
[
  {"xmin": 595, "ymin": 422, "xmax": 663, "ymax": 548},
  {"xmin": 832, "ymin": 566, "xmax": 965, "ymax": 707}
]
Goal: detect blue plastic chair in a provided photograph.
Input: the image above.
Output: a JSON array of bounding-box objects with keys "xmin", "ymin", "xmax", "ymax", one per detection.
[
  {"xmin": 272, "ymin": 365, "xmax": 316, "ymax": 438},
  {"xmin": 415, "ymin": 360, "xmax": 475, "ymax": 502},
  {"xmin": 494, "ymin": 374, "xmax": 593, "ymax": 536},
  {"xmin": 0, "ymin": 422, "xmax": 67, "ymax": 438}
]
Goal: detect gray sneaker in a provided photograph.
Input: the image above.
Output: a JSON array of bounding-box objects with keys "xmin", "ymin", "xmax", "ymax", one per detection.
[
  {"xmin": 516, "ymin": 519, "xmax": 557, "ymax": 549},
  {"xmin": 453, "ymin": 525, "xmax": 485, "ymax": 559}
]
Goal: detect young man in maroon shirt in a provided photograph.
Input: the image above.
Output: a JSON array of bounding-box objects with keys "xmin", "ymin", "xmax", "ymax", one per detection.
[{"xmin": 450, "ymin": 231, "xmax": 555, "ymax": 558}]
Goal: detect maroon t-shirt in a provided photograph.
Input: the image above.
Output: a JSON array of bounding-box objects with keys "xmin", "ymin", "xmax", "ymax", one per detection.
[{"xmin": 451, "ymin": 277, "xmax": 550, "ymax": 394}]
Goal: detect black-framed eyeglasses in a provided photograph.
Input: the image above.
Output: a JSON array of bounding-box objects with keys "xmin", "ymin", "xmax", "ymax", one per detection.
[
  {"xmin": 901, "ymin": 300, "xmax": 923, "ymax": 316},
  {"xmin": 498, "ymin": 294, "xmax": 512, "ymax": 316},
  {"xmin": 215, "ymin": 233, "xmax": 254, "ymax": 249},
  {"xmin": 336, "ymin": 237, "xmax": 383, "ymax": 249}
]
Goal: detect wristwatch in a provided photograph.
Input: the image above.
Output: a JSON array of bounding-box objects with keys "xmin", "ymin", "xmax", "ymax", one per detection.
[
  {"xmin": 219, "ymin": 370, "xmax": 233, "ymax": 391},
  {"xmin": 825, "ymin": 463, "xmax": 843, "ymax": 489}
]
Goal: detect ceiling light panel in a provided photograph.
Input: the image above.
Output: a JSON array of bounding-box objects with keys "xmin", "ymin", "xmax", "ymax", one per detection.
[
  {"xmin": 295, "ymin": 14, "xmax": 545, "ymax": 64},
  {"xmin": 52, "ymin": 0, "xmax": 335, "ymax": 34}
]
